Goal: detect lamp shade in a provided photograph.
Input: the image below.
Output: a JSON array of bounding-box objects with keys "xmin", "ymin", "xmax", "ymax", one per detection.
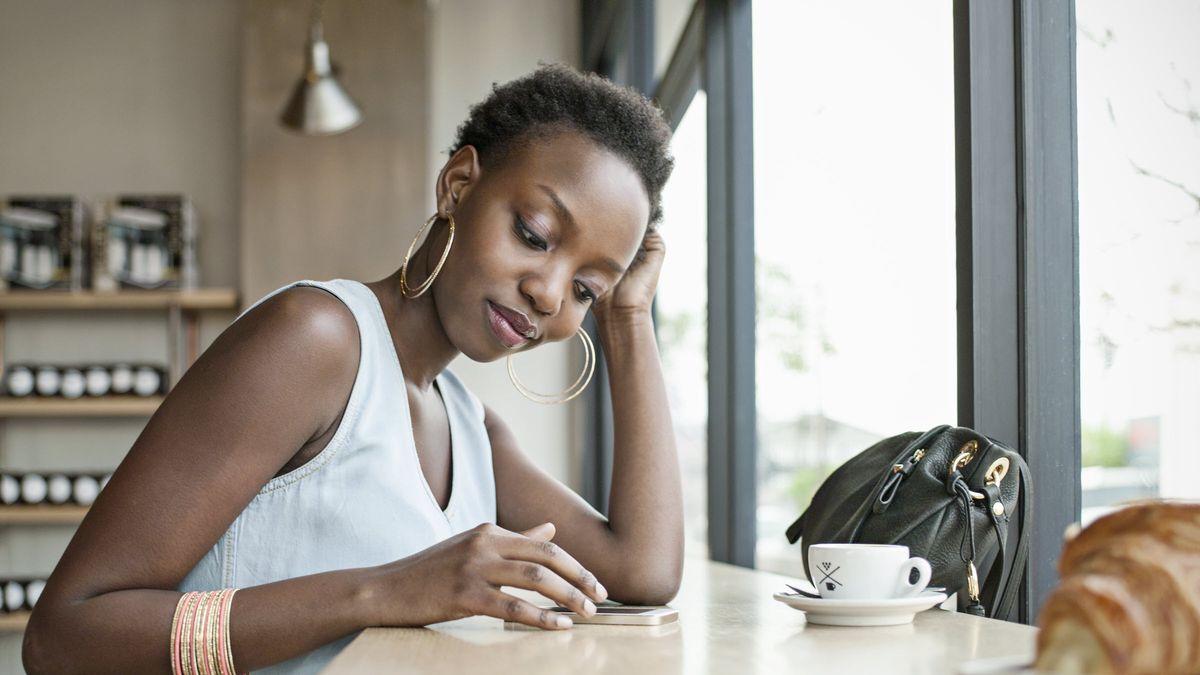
[{"xmin": 279, "ymin": 20, "xmax": 362, "ymax": 135}]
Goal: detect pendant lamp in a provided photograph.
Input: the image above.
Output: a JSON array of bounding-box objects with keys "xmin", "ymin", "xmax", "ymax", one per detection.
[{"xmin": 279, "ymin": 0, "xmax": 363, "ymax": 135}]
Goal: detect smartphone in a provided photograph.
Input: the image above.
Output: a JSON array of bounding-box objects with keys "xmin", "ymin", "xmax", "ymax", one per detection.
[{"xmin": 545, "ymin": 605, "xmax": 678, "ymax": 625}]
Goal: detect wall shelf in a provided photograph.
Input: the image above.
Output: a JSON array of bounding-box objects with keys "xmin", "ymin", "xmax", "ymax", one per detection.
[
  {"xmin": 0, "ymin": 288, "xmax": 238, "ymax": 312},
  {"xmin": 0, "ymin": 287, "xmax": 239, "ymax": 392},
  {"xmin": 0, "ymin": 611, "xmax": 30, "ymax": 632},
  {"xmin": 0, "ymin": 290, "xmax": 236, "ymax": 618},
  {"xmin": 0, "ymin": 396, "xmax": 163, "ymax": 418},
  {"xmin": 0, "ymin": 505, "xmax": 89, "ymax": 525}
]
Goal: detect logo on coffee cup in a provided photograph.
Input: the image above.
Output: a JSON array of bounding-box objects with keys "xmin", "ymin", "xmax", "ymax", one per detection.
[{"xmin": 817, "ymin": 561, "xmax": 842, "ymax": 591}]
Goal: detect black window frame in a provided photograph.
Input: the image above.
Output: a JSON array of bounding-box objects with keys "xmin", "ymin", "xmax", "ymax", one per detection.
[{"xmin": 579, "ymin": 0, "xmax": 1079, "ymax": 622}]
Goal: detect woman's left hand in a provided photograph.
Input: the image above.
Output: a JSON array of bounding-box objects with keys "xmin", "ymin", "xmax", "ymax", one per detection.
[{"xmin": 593, "ymin": 231, "xmax": 665, "ymax": 327}]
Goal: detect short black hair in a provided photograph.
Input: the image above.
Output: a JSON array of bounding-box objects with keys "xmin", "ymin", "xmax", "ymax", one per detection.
[{"xmin": 448, "ymin": 63, "xmax": 674, "ymax": 228}]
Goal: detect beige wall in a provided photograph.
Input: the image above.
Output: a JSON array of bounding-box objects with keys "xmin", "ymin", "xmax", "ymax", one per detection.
[
  {"xmin": 239, "ymin": 0, "xmax": 429, "ymax": 303},
  {"xmin": 429, "ymin": 0, "xmax": 584, "ymax": 489},
  {"xmin": 0, "ymin": 1, "xmax": 242, "ymax": 672},
  {"xmin": 0, "ymin": 0, "xmax": 242, "ymax": 291}
]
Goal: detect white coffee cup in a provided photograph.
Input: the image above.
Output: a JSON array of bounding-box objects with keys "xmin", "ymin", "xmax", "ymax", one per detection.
[{"xmin": 808, "ymin": 543, "xmax": 932, "ymax": 600}]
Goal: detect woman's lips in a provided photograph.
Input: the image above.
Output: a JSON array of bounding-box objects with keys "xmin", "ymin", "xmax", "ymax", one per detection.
[{"xmin": 487, "ymin": 301, "xmax": 533, "ymax": 349}]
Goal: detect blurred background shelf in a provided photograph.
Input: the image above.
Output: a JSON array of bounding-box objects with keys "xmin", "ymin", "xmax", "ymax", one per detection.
[
  {"xmin": 0, "ymin": 612, "xmax": 30, "ymax": 632},
  {"xmin": 0, "ymin": 288, "xmax": 239, "ymax": 390},
  {"xmin": 0, "ymin": 396, "xmax": 163, "ymax": 417},
  {"xmin": 0, "ymin": 505, "xmax": 88, "ymax": 525},
  {"xmin": 0, "ymin": 288, "xmax": 238, "ymax": 312}
]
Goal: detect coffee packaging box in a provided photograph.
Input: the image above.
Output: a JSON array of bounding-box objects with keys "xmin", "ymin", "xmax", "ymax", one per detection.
[
  {"xmin": 92, "ymin": 195, "xmax": 198, "ymax": 291},
  {"xmin": 0, "ymin": 196, "xmax": 89, "ymax": 292}
]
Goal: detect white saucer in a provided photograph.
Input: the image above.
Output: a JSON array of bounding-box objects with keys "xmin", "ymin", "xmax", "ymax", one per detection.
[{"xmin": 772, "ymin": 590, "xmax": 949, "ymax": 626}]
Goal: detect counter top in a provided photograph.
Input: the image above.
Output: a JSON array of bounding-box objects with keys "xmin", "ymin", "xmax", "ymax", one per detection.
[{"xmin": 322, "ymin": 558, "xmax": 1036, "ymax": 674}]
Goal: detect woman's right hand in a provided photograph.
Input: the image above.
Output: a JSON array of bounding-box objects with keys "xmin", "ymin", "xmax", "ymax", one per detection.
[{"xmin": 366, "ymin": 522, "xmax": 608, "ymax": 630}]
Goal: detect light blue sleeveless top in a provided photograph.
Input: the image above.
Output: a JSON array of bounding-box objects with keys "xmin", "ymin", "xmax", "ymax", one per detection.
[{"xmin": 178, "ymin": 279, "xmax": 497, "ymax": 674}]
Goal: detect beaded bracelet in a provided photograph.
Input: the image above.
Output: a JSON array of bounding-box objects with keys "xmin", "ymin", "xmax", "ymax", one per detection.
[{"xmin": 170, "ymin": 589, "xmax": 240, "ymax": 675}]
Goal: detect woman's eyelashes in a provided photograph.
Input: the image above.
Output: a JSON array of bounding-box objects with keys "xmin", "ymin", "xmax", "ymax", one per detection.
[
  {"xmin": 574, "ymin": 281, "xmax": 597, "ymax": 304},
  {"xmin": 514, "ymin": 215, "xmax": 597, "ymax": 305},
  {"xmin": 514, "ymin": 215, "xmax": 548, "ymax": 251}
]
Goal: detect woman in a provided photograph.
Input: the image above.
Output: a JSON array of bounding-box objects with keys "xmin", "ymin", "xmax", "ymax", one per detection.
[{"xmin": 22, "ymin": 64, "xmax": 682, "ymax": 674}]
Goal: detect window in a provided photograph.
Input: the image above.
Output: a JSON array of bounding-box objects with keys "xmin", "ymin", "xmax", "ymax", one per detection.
[
  {"xmin": 657, "ymin": 92, "xmax": 708, "ymax": 559},
  {"xmin": 751, "ymin": 1, "xmax": 957, "ymax": 574},
  {"xmin": 589, "ymin": 0, "xmax": 1083, "ymax": 616},
  {"xmin": 654, "ymin": 0, "xmax": 694, "ymax": 82},
  {"xmin": 1077, "ymin": 0, "xmax": 1200, "ymax": 524}
]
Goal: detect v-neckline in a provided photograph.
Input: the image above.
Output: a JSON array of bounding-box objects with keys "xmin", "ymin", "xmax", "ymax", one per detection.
[{"xmin": 364, "ymin": 282, "xmax": 458, "ymax": 518}]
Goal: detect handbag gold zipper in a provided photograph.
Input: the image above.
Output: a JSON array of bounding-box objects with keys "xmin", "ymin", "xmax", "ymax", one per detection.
[{"xmin": 892, "ymin": 447, "xmax": 926, "ymax": 473}]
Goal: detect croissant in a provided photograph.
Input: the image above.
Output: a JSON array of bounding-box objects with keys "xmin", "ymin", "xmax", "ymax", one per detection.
[{"xmin": 1035, "ymin": 501, "xmax": 1200, "ymax": 675}]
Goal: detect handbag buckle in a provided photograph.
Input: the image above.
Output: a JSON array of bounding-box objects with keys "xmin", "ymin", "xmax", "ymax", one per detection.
[
  {"xmin": 947, "ymin": 440, "xmax": 979, "ymax": 477},
  {"xmin": 985, "ymin": 457, "xmax": 1010, "ymax": 487}
]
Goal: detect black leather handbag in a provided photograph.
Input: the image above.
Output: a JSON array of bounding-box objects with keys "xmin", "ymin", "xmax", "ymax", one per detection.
[{"xmin": 784, "ymin": 424, "xmax": 1032, "ymax": 619}]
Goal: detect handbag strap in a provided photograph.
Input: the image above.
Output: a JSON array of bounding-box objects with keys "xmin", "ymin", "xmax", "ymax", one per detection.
[
  {"xmin": 979, "ymin": 482, "xmax": 1010, "ymax": 617},
  {"xmin": 848, "ymin": 424, "xmax": 951, "ymax": 543},
  {"xmin": 975, "ymin": 458, "xmax": 1031, "ymax": 619},
  {"xmin": 992, "ymin": 463, "xmax": 1032, "ymax": 619}
]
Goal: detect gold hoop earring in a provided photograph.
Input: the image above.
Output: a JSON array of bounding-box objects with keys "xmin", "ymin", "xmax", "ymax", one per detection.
[
  {"xmin": 400, "ymin": 212, "xmax": 456, "ymax": 298},
  {"xmin": 507, "ymin": 327, "xmax": 596, "ymax": 404}
]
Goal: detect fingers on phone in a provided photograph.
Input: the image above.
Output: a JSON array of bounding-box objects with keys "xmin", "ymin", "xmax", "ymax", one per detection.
[
  {"xmin": 492, "ymin": 561, "xmax": 596, "ymax": 617},
  {"xmin": 500, "ymin": 536, "xmax": 608, "ymax": 603},
  {"xmin": 485, "ymin": 590, "xmax": 573, "ymax": 629}
]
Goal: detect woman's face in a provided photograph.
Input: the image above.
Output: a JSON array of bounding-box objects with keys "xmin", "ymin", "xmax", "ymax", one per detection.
[{"xmin": 428, "ymin": 129, "xmax": 650, "ymax": 362}]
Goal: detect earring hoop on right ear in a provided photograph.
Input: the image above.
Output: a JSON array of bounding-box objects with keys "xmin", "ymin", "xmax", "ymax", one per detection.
[
  {"xmin": 400, "ymin": 212, "xmax": 455, "ymax": 298},
  {"xmin": 507, "ymin": 327, "xmax": 596, "ymax": 404}
]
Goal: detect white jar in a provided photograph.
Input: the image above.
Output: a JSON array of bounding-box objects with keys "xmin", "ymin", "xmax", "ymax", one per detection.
[
  {"xmin": 0, "ymin": 238, "xmax": 15, "ymax": 277},
  {"xmin": 72, "ymin": 475, "xmax": 100, "ymax": 505},
  {"xmin": 21, "ymin": 246, "xmax": 39, "ymax": 285},
  {"xmin": 110, "ymin": 364, "xmax": 134, "ymax": 395},
  {"xmin": 5, "ymin": 366, "xmax": 34, "ymax": 397},
  {"xmin": 107, "ymin": 237, "xmax": 127, "ymax": 279},
  {"xmin": 0, "ymin": 474, "xmax": 19, "ymax": 504},
  {"xmin": 60, "ymin": 368, "xmax": 85, "ymax": 399},
  {"xmin": 133, "ymin": 366, "xmax": 161, "ymax": 397},
  {"xmin": 4, "ymin": 581, "xmax": 24, "ymax": 611},
  {"xmin": 47, "ymin": 474, "xmax": 72, "ymax": 504},
  {"xmin": 25, "ymin": 580, "xmax": 45, "ymax": 607},
  {"xmin": 21, "ymin": 473, "xmax": 47, "ymax": 504},
  {"xmin": 35, "ymin": 366, "xmax": 60, "ymax": 396},
  {"xmin": 85, "ymin": 366, "xmax": 112, "ymax": 396}
]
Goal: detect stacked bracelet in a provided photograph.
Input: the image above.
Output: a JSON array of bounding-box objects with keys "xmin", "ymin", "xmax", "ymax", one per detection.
[{"xmin": 170, "ymin": 589, "xmax": 239, "ymax": 675}]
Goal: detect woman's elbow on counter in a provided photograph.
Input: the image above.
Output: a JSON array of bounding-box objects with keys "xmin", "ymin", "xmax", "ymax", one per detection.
[
  {"xmin": 620, "ymin": 574, "xmax": 681, "ymax": 606},
  {"xmin": 610, "ymin": 559, "xmax": 683, "ymax": 606},
  {"xmin": 22, "ymin": 618, "xmax": 51, "ymax": 675},
  {"xmin": 23, "ymin": 607, "xmax": 75, "ymax": 675}
]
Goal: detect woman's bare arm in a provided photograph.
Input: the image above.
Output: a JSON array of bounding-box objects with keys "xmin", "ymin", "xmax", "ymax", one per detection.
[
  {"xmin": 489, "ymin": 233, "xmax": 684, "ymax": 604},
  {"xmin": 22, "ymin": 288, "xmax": 373, "ymax": 674},
  {"xmin": 487, "ymin": 316, "xmax": 683, "ymax": 604}
]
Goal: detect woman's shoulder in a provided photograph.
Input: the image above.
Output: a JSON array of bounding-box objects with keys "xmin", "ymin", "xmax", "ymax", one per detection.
[{"xmin": 236, "ymin": 283, "xmax": 361, "ymax": 368}]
